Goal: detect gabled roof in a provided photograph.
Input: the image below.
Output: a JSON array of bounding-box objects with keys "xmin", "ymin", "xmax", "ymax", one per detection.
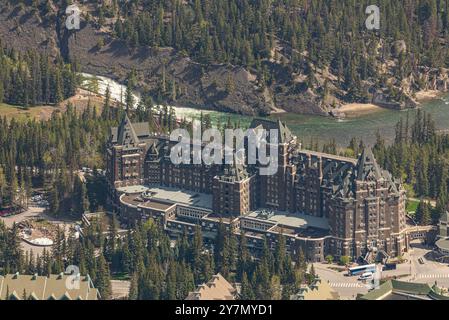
[
  {"xmin": 359, "ymin": 280, "xmax": 436, "ymax": 300},
  {"xmin": 147, "ymin": 140, "xmax": 161, "ymax": 157},
  {"xmin": 117, "ymin": 114, "xmax": 140, "ymax": 147},
  {"xmin": 358, "ymin": 280, "xmax": 393, "ymax": 300},
  {"xmin": 186, "ymin": 273, "xmax": 236, "ymax": 300},
  {"xmin": 9, "ymin": 290, "xmax": 21, "ymax": 300},
  {"xmin": 0, "ymin": 274, "xmax": 46, "ymax": 300},
  {"xmin": 111, "ymin": 114, "xmax": 152, "ymax": 145},
  {"xmin": 292, "ymin": 278, "xmax": 340, "ymax": 300},
  {"xmin": 132, "ymin": 122, "xmax": 152, "ymax": 139},
  {"xmin": 355, "ymin": 148, "xmax": 383, "ymax": 181},
  {"xmin": 29, "ymin": 292, "xmax": 39, "ymax": 300},
  {"xmin": 391, "ymin": 280, "xmax": 432, "ymax": 295},
  {"xmin": 249, "ymin": 118, "xmax": 294, "ymax": 144},
  {"xmin": 0, "ymin": 274, "xmax": 99, "ymax": 300},
  {"xmin": 322, "ymin": 163, "xmax": 356, "ymax": 198}
]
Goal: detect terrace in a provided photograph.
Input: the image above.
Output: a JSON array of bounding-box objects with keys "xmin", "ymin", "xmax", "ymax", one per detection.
[
  {"xmin": 245, "ymin": 209, "xmax": 330, "ymax": 239},
  {"xmin": 143, "ymin": 187, "xmax": 212, "ymax": 209},
  {"xmin": 246, "ymin": 210, "xmax": 329, "ymax": 230},
  {"xmin": 118, "ymin": 185, "xmax": 213, "ymax": 210}
]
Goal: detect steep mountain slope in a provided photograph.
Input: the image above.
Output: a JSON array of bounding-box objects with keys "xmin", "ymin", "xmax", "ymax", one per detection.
[{"xmin": 1, "ymin": 1, "xmax": 449, "ymax": 116}]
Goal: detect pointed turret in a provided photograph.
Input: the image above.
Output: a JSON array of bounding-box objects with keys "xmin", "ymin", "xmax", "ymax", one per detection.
[
  {"xmin": 148, "ymin": 141, "xmax": 159, "ymax": 156},
  {"xmin": 277, "ymin": 119, "xmax": 293, "ymax": 144},
  {"xmin": 355, "ymin": 148, "xmax": 383, "ymax": 181},
  {"xmin": 117, "ymin": 113, "xmax": 139, "ymax": 147}
]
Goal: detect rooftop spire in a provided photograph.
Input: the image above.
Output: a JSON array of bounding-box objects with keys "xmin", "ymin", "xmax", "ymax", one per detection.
[
  {"xmin": 356, "ymin": 147, "xmax": 382, "ymax": 181},
  {"xmin": 117, "ymin": 113, "xmax": 139, "ymax": 147}
]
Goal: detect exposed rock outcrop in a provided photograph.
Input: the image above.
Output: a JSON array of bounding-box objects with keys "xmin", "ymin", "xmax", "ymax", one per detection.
[
  {"xmin": 0, "ymin": 5, "xmax": 448, "ymax": 118},
  {"xmin": 67, "ymin": 23, "xmax": 274, "ymax": 115}
]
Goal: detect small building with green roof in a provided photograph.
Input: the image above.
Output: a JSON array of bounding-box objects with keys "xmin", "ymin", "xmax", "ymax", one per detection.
[{"xmin": 358, "ymin": 279, "xmax": 449, "ymax": 300}]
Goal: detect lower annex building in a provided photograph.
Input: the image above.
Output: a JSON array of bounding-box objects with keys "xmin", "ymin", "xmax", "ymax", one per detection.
[{"xmin": 106, "ymin": 115, "xmax": 408, "ymax": 262}]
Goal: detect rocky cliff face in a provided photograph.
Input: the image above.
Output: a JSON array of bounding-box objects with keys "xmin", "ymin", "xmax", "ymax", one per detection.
[
  {"xmin": 0, "ymin": 4, "xmax": 448, "ymax": 117},
  {"xmin": 0, "ymin": 5, "xmax": 276, "ymax": 116},
  {"xmin": 0, "ymin": 5, "xmax": 327, "ymax": 116},
  {"xmin": 0, "ymin": 5, "xmax": 59, "ymax": 58},
  {"xmin": 67, "ymin": 23, "xmax": 274, "ymax": 115}
]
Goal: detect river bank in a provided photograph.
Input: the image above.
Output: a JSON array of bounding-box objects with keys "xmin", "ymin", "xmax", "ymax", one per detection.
[
  {"xmin": 337, "ymin": 103, "xmax": 384, "ymax": 117},
  {"xmin": 79, "ymin": 73, "xmax": 449, "ymax": 146},
  {"xmin": 415, "ymin": 90, "xmax": 446, "ymax": 103},
  {"xmin": 336, "ymin": 89, "xmax": 448, "ymax": 118}
]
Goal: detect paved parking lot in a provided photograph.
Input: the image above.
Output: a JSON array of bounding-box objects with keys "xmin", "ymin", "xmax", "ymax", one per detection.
[{"xmin": 404, "ymin": 242, "xmax": 449, "ymax": 288}]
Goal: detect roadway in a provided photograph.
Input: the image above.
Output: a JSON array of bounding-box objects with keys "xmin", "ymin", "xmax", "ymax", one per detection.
[
  {"xmin": 1, "ymin": 205, "xmax": 78, "ymax": 256},
  {"xmin": 403, "ymin": 242, "xmax": 449, "ymax": 288},
  {"xmin": 313, "ymin": 263, "xmax": 369, "ymax": 299},
  {"xmin": 314, "ymin": 241, "xmax": 449, "ymax": 299}
]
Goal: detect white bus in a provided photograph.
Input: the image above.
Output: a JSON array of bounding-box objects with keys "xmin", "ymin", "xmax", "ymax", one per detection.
[{"xmin": 348, "ymin": 264, "xmax": 376, "ymax": 276}]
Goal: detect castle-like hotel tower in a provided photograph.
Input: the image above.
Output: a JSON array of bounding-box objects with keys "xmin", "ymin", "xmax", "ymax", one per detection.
[{"xmin": 107, "ymin": 115, "xmax": 407, "ymax": 261}]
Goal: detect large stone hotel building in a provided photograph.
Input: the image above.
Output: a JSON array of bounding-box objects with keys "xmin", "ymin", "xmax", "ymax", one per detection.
[{"xmin": 106, "ymin": 115, "xmax": 408, "ymax": 262}]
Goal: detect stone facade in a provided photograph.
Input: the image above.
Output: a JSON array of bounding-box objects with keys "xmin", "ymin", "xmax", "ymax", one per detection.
[{"xmin": 107, "ymin": 114, "xmax": 408, "ymax": 261}]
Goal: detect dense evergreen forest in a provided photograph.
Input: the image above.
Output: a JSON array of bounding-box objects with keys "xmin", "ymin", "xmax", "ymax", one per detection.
[
  {"xmin": 0, "ymin": 214, "xmax": 313, "ymax": 300},
  {"xmin": 0, "ymin": 41, "xmax": 78, "ymax": 107},
  {"xmin": 0, "ymin": 102, "xmax": 114, "ymax": 212},
  {"xmin": 1, "ymin": 0, "xmax": 449, "ymax": 301},
  {"xmin": 107, "ymin": 0, "xmax": 449, "ymax": 102},
  {"xmin": 3, "ymin": 0, "xmax": 449, "ymax": 110},
  {"xmin": 0, "ymin": 73, "xmax": 185, "ymax": 214},
  {"xmin": 372, "ymin": 109, "xmax": 449, "ymax": 225},
  {"xmin": 315, "ymin": 109, "xmax": 449, "ymax": 225}
]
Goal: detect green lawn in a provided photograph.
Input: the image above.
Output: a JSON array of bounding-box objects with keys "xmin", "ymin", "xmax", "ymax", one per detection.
[
  {"xmin": 0, "ymin": 102, "xmax": 24, "ymax": 117},
  {"xmin": 0, "ymin": 102, "xmax": 53, "ymax": 121},
  {"xmin": 406, "ymin": 199, "xmax": 420, "ymax": 214}
]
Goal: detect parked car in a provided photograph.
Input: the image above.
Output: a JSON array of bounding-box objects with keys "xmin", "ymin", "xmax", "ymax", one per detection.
[{"xmin": 358, "ymin": 272, "xmax": 374, "ymax": 281}]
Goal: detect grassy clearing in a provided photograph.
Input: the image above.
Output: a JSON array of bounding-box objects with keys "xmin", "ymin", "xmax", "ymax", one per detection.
[
  {"xmin": 0, "ymin": 90, "xmax": 105, "ymax": 122},
  {"xmin": 0, "ymin": 103, "xmax": 55, "ymax": 121},
  {"xmin": 406, "ymin": 199, "xmax": 420, "ymax": 214}
]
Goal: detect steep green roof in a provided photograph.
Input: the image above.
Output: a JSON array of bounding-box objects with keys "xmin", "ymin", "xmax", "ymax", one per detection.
[
  {"xmin": 391, "ymin": 280, "xmax": 432, "ymax": 295},
  {"xmin": 358, "ymin": 281, "xmax": 393, "ymax": 300},
  {"xmin": 359, "ymin": 280, "xmax": 443, "ymax": 300},
  {"xmin": 429, "ymin": 290, "xmax": 449, "ymax": 300}
]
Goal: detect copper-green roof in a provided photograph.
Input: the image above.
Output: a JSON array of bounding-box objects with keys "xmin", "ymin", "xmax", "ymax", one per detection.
[
  {"xmin": 391, "ymin": 280, "xmax": 432, "ymax": 295},
  {"xmin": 358, "ymin": 280, "xmax": 393, "ymax": 300},
  {"xmin": 359, "ymin": 280, "xmax": 448, "ymax": 300}
]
